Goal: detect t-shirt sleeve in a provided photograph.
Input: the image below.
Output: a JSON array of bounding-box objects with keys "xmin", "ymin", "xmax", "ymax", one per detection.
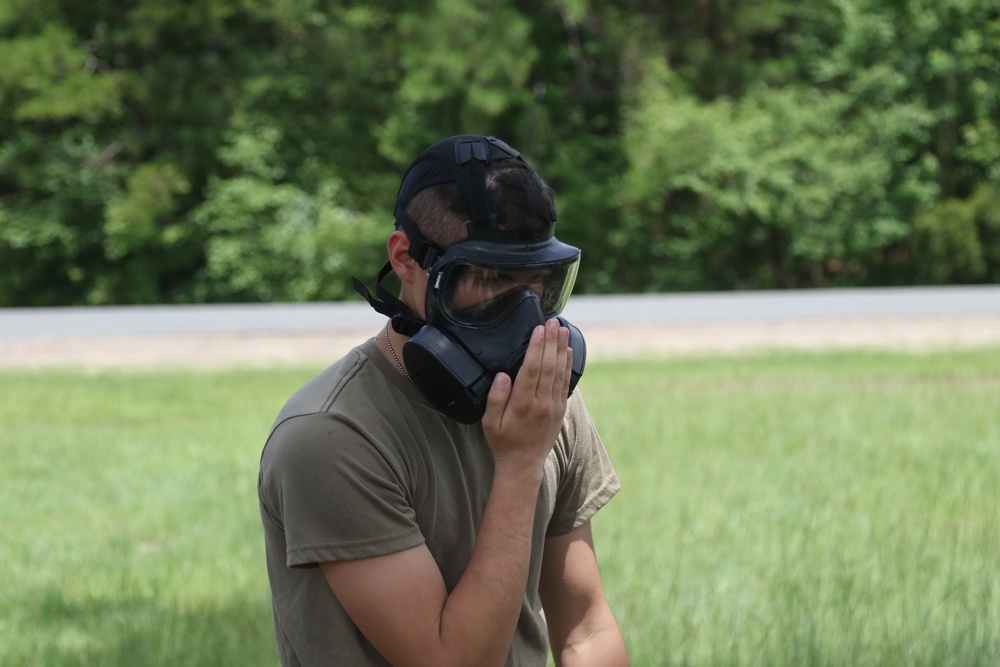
[
  {"xmin": 259, "ymin": 412, "xmax": 424, "ymax": 568},
  {"xmin": 546, "ymin": 390, "xmax": 621, "ymax": 536}
]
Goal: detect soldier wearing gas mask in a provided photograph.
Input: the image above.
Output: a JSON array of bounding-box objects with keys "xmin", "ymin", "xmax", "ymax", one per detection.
[{"xmin": 259, "ymin": 135, "xmax": 628, "ymax": 667}]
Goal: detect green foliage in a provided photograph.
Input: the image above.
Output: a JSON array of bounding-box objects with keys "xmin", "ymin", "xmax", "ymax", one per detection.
[
  {"xmin": 0, "ymin": 0, "xmax": 998, "ymax": 304},
  {"xmin": 913, "ymin": 184, "xmax": 1000, "ymax": 283},
  {"xmin": 389, "ymin": 1, "xmax": 537, "ymax": 143},
  {"xmin": 619, "ymin": 60, "xmax": 937, "ymax": 289},
  {"xmin": 192, "ymin": 170, "xmax": 385, "ymax": 302},
  {"xmin": 0, "ymin": 23, "xmax": 123, "ymax": 121}
]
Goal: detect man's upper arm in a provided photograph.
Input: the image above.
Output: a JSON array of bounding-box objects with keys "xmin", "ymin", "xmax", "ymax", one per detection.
[
  {"xmin": 539, "ymin": 521, "xmax": 629, "ymax": 666},
  {"xmin": 320, "ymin": 546, "xmax": 452, "ymax": 667},
  {"xmin": 261, "ymin": 412, "xmax": 423, "ymax": 566}
]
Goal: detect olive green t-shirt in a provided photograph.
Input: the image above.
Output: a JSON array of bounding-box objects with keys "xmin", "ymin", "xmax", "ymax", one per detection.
[{"xmin": 258, "ymin": 337, "xmax": 620, "ymax": 666}]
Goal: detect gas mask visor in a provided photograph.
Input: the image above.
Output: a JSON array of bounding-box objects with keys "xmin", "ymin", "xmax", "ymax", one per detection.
[{"xmin": 428, "ymin": 237, "xmax": 581, "ymax": 326}]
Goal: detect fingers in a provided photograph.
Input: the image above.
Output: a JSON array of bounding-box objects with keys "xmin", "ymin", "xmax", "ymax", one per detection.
[
  {"xmin": 550, "ymin": 325, "xmax": 570, "ymax": 402},
  {"xmin": 514, "ymin": 319, "xmax": 568, "ymax": 401},
  {"xmin": 561, "ymin": 346, "xmax": 574, "ymax": 400},
  {"xmin": 487, "ymin": 319, "xmax": 569, "ymax": 434},
  {"xmin": 482, "ymin": 372, "xmax": 512, "ymax": 433},
  {"xmin": 511, "ymin": 324, "xmax": 546, "ymax": 400},
  {"xmin": 482, "ymin": 321, "xmax": 571, "ymax": 464},
  {"xmin": 538, "ymin": 320, "xmax": 562, "ymax": 398}
]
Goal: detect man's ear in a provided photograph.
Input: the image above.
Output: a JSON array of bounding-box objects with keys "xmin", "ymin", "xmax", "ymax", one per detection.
[{"xmin": 387, "ymin": 230, "xmax": 421, "ymax": 283}]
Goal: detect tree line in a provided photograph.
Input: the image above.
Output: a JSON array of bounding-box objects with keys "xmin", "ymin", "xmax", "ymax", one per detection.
[{"xmin": 1, "ymin": 0, "xmax": 997, "ymax": 306}]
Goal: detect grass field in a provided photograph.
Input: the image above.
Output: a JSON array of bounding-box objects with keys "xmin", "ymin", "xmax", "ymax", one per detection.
[{"xmin": 1, "ymin": 347, "xmax": 998, "ymax": 666}]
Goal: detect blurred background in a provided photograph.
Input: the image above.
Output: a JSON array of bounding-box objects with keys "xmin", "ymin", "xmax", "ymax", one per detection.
[
  {"xmin": 3, "ymin": 5, "xmax": 1000, "ymax": 666},
  {"xmin": 2, "ymin": 0, "xmax": 998, "ymax": 308}
]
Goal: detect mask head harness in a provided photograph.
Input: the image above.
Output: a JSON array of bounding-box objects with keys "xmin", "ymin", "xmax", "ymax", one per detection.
[{"xmin": 354, "ymin": 134, "xmax": 586, "ymax": 423}]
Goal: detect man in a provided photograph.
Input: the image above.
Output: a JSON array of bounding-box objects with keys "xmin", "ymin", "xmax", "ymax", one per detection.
[{"xmin": 258, "ymin": 135, "xmax": 628, "ymax": 666}]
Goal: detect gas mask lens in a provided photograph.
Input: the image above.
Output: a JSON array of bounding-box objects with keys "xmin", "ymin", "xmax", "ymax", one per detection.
[{"xmin": 438, "ymin": 256, "xmax": 580, "ymax": 325}]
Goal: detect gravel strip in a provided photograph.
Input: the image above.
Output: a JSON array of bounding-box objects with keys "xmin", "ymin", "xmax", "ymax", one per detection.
[{"xmin": 3, "ymin": 315, "xmax": 999, "ymax": 371}]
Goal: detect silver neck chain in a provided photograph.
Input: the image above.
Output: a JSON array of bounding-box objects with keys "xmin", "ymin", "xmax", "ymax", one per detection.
[{"xmin": 384, "ymin": 323, "xmax": 413, "ymax": 383}]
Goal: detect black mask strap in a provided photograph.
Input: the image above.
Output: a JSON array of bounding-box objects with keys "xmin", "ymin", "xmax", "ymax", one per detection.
[
  {"xmin": 352, "ymin": 262, "xmax": 425, "ymax": 336},
  {"xmin": 455, "ymin": 137, "xmax": 492, "ymax": 234},
  {"xmin": 394, "ymin": 207, "xmax": 444, "ymax": 269}
]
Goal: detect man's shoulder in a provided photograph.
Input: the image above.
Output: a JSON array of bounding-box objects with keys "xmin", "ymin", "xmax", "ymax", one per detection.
[
  {"xmin": 562, "ymin": 388, "xmax": 595, "ymax": 440},
  {"xmin": 267, "ymin": 340, "xmax": 389, "ymax": 435}
]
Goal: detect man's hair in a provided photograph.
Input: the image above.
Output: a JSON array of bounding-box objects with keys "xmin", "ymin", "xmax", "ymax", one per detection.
[{"xmin": 403, "ymin": 158, "xmax": 556, "ymax": 247}]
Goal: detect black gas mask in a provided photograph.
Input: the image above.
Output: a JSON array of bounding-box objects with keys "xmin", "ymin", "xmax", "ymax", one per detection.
[{"xmin": 354, "ymin": 135, "xmax": 587, "ymax": 424}]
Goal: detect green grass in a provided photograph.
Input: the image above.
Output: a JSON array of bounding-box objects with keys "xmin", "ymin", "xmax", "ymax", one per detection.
[
  {"xmin": 587, "ymin": 349, "xmax": 1000, "ymax": 667},
  {"xmin": 0, "ymin": 369, "xmax": 313, "ymax": 666},
  {"xmin": 1, "ymin": 348, "xmax": 998, "ymax": 666}
]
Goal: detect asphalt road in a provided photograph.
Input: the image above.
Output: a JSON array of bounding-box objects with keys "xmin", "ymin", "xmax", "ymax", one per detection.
[{"xmin": 2, "ymin": 285, "xmax": 999, "ymax": 338}]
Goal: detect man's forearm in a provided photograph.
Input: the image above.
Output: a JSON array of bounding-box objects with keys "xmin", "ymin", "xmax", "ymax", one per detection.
[
  {"xmin": 435, "ymin": 463, "xmax": 544, "ymax": 666},
  {"xmin": 555, "ymin": 618, "xmax": 630, "ymax": 667}
]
